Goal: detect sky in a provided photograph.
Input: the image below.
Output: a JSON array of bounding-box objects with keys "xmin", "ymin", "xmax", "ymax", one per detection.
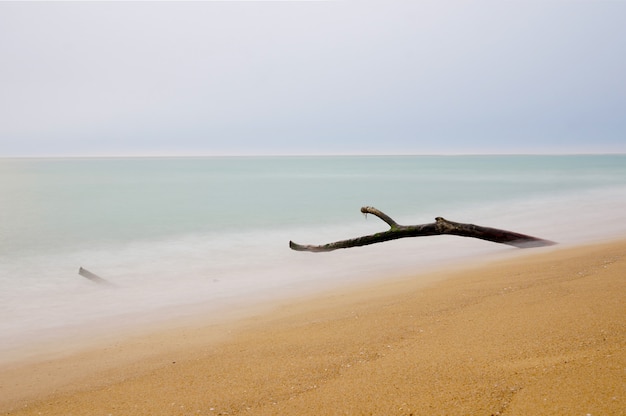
[{"xmin": 0, "ymin": 1, "xmax": 625, "ymax": 157}]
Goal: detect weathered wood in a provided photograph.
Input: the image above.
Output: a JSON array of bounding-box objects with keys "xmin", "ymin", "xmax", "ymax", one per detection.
[
  {"xmin": 78, "ymin": 267, "xmax": 113, "ymax": 286},
  {"xmin": 289, "ymin": 206, "xmax": 555, "ymax": 252}
]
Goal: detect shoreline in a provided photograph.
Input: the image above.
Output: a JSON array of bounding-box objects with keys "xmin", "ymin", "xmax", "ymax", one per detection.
[
  {"xmin": 0, "ymin": 237, "xmax": 544, "ymax": 368},
  {"xmin": 2, "ymin": 239, "xmax": 625, "ymax": 415}
]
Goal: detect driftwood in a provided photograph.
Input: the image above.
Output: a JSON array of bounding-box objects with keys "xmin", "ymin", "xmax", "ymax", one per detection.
[
  {"xmin": 78, "ymin": 267, "xmax": 113, "ymax": 286},
  {"xmin": 289, "ymin": 206, "xmax": 555, "ymax": 252}
]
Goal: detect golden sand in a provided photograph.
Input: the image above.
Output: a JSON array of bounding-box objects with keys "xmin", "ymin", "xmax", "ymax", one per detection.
[{"xmin": 2, "ymin": 240, "xmax": 625, "ymax": 415}]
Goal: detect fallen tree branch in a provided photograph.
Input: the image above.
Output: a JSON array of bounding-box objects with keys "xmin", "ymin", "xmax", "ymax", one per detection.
[
  {"xmin": 289, "ymin": 206, "xmax": 556, "ymax": 252},
  {"xmin": 79, "ymin": 267, "xmax": 114, "ymax": 286}
]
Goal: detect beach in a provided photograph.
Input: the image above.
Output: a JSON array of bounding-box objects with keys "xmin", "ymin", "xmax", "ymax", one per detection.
[
  {"xmin": 3, "ymin": 0, "xmax": 626, "ymax": 413},
  {"xmin": 1, "ymin": 239, "xmax": 624, "ymax": 415}
]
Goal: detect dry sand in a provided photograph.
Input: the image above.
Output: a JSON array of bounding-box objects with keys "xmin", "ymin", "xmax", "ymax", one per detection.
[{"xmin": 1, "ymin": 240, "xmax": 625, "ymax": 415}]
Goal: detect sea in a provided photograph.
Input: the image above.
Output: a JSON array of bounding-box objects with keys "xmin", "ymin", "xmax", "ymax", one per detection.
[{"xmin": 1, "ymin": 155, "xmax": 625, "ymax": 361}]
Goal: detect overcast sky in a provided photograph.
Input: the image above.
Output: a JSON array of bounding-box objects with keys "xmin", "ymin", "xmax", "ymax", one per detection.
[{"xmin": 1, "ymin": 1, "xmax": 624, "ymax": 156}]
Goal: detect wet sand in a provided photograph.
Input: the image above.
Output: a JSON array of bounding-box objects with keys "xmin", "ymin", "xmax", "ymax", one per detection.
[{"xmin": 2, "ymin": 240, "xmax": 625, "ymax": 415}]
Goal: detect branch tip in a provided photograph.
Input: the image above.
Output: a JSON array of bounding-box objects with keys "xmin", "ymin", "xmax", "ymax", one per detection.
[{"xmin": 360, "ymin": 206, "xmax": 399, "ymax": 228}]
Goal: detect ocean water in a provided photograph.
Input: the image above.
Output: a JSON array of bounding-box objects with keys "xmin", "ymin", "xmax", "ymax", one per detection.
[{"xmin": 1, "ymin": 155, "xmax": 625, "ymax": 360}]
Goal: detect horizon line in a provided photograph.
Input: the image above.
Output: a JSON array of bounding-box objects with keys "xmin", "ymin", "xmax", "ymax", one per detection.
[{"xmin": 2, "ymin": 151, "xmax": 625, "ymax": 159}]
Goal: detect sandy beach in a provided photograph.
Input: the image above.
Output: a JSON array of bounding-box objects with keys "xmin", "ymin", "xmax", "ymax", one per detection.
[{"xmin": 2, "ymin": 240, "xmax": 625, "ymax": 415}]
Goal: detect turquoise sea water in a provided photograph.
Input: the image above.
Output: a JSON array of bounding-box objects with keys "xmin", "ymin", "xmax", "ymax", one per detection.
[{"xmin": 1, "ymin": 155, "xmax": 625, "ymax": 359}]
